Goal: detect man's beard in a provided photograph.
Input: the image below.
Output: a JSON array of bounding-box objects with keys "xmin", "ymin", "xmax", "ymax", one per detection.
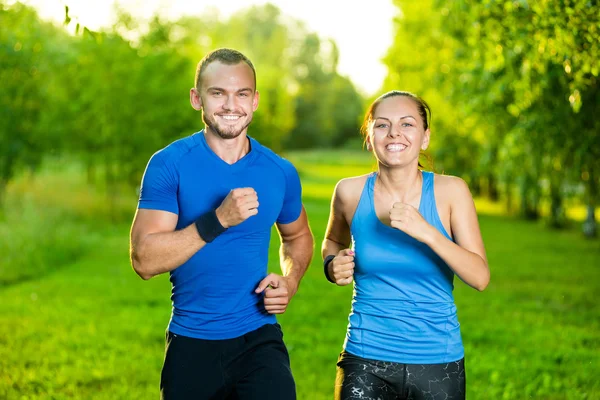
[{"xmin": 203, "ymin": 112, "xmax": 252, "ymax": 139}]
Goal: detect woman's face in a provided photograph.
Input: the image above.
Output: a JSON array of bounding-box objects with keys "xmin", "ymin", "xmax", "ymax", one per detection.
[{"xmin": 368, "ymin": 95, "xmax": 430, "ymax": 168}]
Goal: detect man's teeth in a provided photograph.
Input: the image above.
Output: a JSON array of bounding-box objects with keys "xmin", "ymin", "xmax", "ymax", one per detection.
[
  {"xmin": 221, "ymin": 115, "xmax": 241, "ymax": 120},
  {"xmin": 386, "ymin": 144, "xmax": 407, "ymax": 151}
]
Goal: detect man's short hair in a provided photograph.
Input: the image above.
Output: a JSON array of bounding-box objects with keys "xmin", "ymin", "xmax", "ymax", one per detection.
[{"xmin": 194, "ymin": 48, "xmax": 256, "ymax": 90}]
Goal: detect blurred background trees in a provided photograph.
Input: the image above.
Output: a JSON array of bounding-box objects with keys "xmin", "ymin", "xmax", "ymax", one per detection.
[
  {"xmin": 384, "ymin": 0, "xmax": 599, "ymax": 235},
  {"xmin": 0, "ymin": 1, "xmax": 364, "ymax": 201},
  {"xmin": 1, "ymin": 0, "xmax": 598, "ymax": 236}
]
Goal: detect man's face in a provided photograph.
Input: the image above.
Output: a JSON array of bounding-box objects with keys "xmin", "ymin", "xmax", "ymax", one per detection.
[{"xmin": 190, "ymin": 61, "xmax": 259, "ymax": 140}]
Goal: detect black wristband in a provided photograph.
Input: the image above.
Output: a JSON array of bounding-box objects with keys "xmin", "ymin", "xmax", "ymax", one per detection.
[
  {"xmin": 323, "ymin": 255, "xmax": 336, "ymax": 283},
  {"xmin": 195, "ymin": 210, "xmax": 227, "ymax": 243}
]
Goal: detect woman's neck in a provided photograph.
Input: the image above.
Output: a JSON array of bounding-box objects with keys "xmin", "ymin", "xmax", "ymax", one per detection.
[{"xmin": 376, "ymin": 165, "xmax": 422, "ymax": 203}]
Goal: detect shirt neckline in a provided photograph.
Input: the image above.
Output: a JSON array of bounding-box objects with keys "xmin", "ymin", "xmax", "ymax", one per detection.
[{"xmin": 194, "ymin": 130, "xmax": 258, "ymax": 171}]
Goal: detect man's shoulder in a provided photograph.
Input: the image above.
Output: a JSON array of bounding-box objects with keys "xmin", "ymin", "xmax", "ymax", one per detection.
[
  {"xmin": 250, "ymin": 137, "xmax": 296, "ymax": 173},
  {"xmin": 151, "ymin": 132, "xmax": 203, "ymax": 165}
]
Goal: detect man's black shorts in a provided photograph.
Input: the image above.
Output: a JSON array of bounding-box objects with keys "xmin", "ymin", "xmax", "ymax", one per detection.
[{"xmin": 160, "ymin": 323, "xmax": 295, "ymax": 400}]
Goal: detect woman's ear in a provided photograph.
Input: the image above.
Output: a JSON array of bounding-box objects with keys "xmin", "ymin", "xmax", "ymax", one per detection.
[
  {"xmin": 365, "ymin": 134, "xmax": 373, "ymax": 151},
  {"xmin": 421, "ymin": 129, "xmax": 431, "ymax": 150}
]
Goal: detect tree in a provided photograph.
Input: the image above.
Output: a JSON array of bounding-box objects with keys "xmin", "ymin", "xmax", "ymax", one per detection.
[
  {"xmin": 0, "ymin": 2, "xmax": 66, "ymax": 202},
  {"xmin": 386, "ymin": 0, "xmax": 600, "ymax": 234},
  {"xmin": 439, "ymin": 0, "xmax": 599, "ymax": 231}
]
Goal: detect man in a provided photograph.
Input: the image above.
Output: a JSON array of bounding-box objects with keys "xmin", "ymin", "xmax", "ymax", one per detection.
[{"xmin": 129, "ymin": 48, "xmax": 313, "ymax": 400}]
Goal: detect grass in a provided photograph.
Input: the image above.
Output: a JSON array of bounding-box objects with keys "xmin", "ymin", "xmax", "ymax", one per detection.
[
  {"xmin": 0, "ymin": 159, "xmax": 137, "ymax": 286},
  {"xmin": 1, "ymin": 151, "xmax": 599, "ymax": 399}
]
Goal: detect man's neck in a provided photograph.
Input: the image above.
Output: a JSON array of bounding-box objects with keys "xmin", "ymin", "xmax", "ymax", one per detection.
[{"xmin": 204, "ymin": 130, "xmax": 251, "ymax": 165}]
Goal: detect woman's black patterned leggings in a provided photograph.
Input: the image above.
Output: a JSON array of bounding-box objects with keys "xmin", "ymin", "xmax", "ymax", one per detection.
[{"xmin": 335, "ymin": 351, "xmax": 465, "ymax": 400}]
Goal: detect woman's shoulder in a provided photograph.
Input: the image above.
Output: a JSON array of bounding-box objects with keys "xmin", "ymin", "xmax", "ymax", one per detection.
[
  {"xmin": 335, "ymin": 173, "xmax": 372, "ymax": 198},
  {"xmin": 333, "ymin": 173, "xmax": 372, "ymax": 219},
  {"xmin": 430, "ymin": 172, "xmax": 472, "ymax": 198},
  {"xmin": 333, "ymin": 174, "xmax": 372, "ymax": 210}
]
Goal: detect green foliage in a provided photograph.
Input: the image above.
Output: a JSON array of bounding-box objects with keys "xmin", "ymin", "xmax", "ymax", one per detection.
[
  {"xmin": 0, "ymin": 3, "xmax": 65, "ymax": 197},
  {"xmin": 58, "ymin": 21, "xmax": 194, "ymax": 188},
  {"xmin": 0, "ymin": 1, "xmax": 364, "ymax": 201},
  {"xmin": 286, "ymin": 36, "xmax": 364, "ymax": 149},
  {"xmin": 385, "ymin": 0, "xmax": 600, "ymax": 230}
]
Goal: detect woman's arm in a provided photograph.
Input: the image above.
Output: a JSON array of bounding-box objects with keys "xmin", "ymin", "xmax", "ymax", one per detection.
[
  {"xmin": 390, "ymin": 176, "xmax": 490, "ymax": 291},
  {"xmin": 322, "ymin": 179, "xmax": 359, "ymax": 286},
  {"xmin": 427, "ymin": 177, "xmax": 489, "ymax": 290}
]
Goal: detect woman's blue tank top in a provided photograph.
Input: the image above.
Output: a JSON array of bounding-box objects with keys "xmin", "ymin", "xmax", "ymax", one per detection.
[{"xmin": 344, "ymin": 171, "xmax": 464, "ymax": 363}]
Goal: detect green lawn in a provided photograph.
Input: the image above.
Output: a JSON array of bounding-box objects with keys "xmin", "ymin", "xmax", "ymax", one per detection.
[{"xmin": 1, "ymin": 153, "xmax": 599, "ymax": 399}]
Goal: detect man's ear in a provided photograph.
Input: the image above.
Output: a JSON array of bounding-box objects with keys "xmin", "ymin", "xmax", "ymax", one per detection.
[
  {"xmin": 190, "ymin": 88, "xmax": 202, "ymax": 111},
  {"xmin": 253, "ymin": 90, "xmax": 260, "ymax": 112}
]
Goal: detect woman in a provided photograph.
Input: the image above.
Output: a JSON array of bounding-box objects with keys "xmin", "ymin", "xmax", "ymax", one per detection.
[{"xmin": 323, "ymin": 90, "xmax": 489, "ymax": 400}]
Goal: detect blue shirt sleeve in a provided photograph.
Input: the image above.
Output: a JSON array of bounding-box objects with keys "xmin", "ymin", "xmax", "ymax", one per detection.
[
  {"xmin": 137, "ymin": 149, "xmax": 179, "ymax": 214},
  {"xmin": 276, "ymin": 159, "xmax": 302, "ymax": 224}
]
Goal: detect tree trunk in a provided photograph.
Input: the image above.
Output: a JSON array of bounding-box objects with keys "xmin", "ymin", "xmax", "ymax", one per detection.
[
  {"xmin": 583, "ymin": 170, "xmax": 597, "ymax": 238},
  {"xmin": 0, "ymin": 154, "xmax": 16, "ymax": 208},
  {"xmin": 505, "ymin": 174, "xmax": 513, "ymax": 214},
  {"xmin": 548, "ymin": 178, "xmax": 566, "ymax": 229},
  {"xmin": 520, "ymin": 174, "xmax": 539, "ymax": 220},
  {"xmin": 488, "ymin": 173, "xmax": 499, "ymax": 202},
  {"xmin": 0, "ymin": 177, "xmax": 6, "ymax": 207},
  {"xmin": 470, "ymin": 173, "xmax": 481, "ymax": 197},
  {"xmin": 583, "ymin": 205, "xmax": 597, "ymax": 238}
]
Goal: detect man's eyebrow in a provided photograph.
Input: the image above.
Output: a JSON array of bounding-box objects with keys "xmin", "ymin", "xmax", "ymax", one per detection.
[{"xmin": 205, "ymin": 87, "xmax": 254, "ymax": 93}]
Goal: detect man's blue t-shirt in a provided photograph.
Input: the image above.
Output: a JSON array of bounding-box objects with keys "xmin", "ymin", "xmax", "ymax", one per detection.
[{"xmin": 137, "ymin": 131, "xmax": 302, "ymax": 340}]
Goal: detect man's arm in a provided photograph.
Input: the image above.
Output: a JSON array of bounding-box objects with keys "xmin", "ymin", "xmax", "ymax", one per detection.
[
  {"xmin": 277, "ymin": 207, "xmax": 314, "ymax": 295},
  {"xmin": 130, "ymin": 188, "xmax": 259, "ymax": 280},
  {"xmin": 129, "ymin": 209, "xmax": 206, "ymax": 280},
  {"xmin": 255, "ymin": 207, "xmax": 314, "ymax": 314}
]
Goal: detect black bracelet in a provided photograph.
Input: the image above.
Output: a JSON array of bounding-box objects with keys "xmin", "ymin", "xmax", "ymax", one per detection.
[
  {"xmin": 194, "ymin": 210, "xmax": 227, "ymax": 243},
  {"xmin": 323, "ymin": 255, "xmax": 336, "ymax": 283}
]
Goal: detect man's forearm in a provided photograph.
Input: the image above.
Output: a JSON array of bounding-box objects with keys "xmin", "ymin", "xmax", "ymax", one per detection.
[
  {"xmin": 279, "ymin": 232, "xmax": 314, "ymax": 292},
  {"xmin": 131, "ymin": 224, "xmax": 206, "ymax": 279}
]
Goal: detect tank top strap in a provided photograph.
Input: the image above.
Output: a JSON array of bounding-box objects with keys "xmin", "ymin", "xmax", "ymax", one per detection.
[
  {"xmin": 420, "ymin": 171, "xmax": 452, "ymax": 240},
  {"xmin": 419, "ymin": 170, "xmax": 434, "ymax": 213},
  {"xmin": 351, "ymin": 172, "xmax": 377, "ymax": 231},
  {"xmin": 366, "ymin": 171, "xmax": 377, "ymax": 199}
]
